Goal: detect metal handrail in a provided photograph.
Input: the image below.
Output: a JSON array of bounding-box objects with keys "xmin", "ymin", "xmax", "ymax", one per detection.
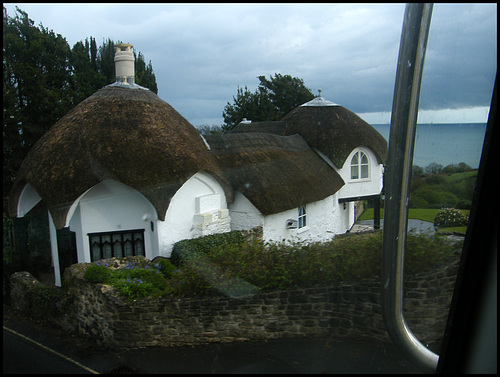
[{"xmin": 381, "ymin": 3, "xmax": 438, "ymax": 373}]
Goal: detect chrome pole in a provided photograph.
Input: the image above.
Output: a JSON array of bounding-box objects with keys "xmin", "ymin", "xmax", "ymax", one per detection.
[{"xmin": 381, "ymin": 3, "xmax": 438, "ymax": 373}]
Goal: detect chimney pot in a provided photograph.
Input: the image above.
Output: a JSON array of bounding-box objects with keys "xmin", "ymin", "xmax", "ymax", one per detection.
[{"xmin": 114, "ymin": 43, "xmax": 135, "ymax": 86}]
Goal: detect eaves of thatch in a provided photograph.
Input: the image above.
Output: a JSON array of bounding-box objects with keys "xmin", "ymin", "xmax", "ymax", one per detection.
[
  {"xmin": 231, "ymin": 121, "xmax": 288, "ymax": 135},
  {"xmin": 8, "ymin": 86, "xmax": 232, "ymax": 229},
  {"xmin": 204, "ymin": 133, "xmax": 345, "ymax": 216}
]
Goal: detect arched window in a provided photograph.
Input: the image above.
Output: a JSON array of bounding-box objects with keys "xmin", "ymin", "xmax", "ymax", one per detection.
[{"xmin": 351, "ymin": 151, "xmax": 369, "ymax": 180}]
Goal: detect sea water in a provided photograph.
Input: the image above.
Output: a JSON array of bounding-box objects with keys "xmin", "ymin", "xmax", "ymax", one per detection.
[{"xmin": 371, "ymin": 123, "xmax": 487, "ymax": 169}]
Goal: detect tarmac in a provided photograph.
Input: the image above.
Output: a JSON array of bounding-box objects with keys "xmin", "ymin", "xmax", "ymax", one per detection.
[{"xmin": 3, "ymin": 303, "xmax": 428, "ymax": 374}]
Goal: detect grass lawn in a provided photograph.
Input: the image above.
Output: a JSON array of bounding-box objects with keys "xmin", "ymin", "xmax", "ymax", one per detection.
[{"xmin": 359, "ymin": 208, "xmax": 469, "ymax": 223}]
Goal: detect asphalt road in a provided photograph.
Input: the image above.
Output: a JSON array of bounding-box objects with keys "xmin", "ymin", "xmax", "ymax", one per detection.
[{"xmin": 3, "ymin": 303, "xmax": 427, "ymax": 374}]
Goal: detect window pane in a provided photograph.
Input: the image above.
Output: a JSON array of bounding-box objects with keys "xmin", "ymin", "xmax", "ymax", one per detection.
[
  {"xmin": 351, "ymin": 153, "xmax": 358, "ymax": 165},
  {"xmin": 298, "ymin": 206, "xmax": 306, "ymax": 228},
  {"xmin": 135, "ymin": 239, "xmax": 144, "ymax": 256},
  {"xmin": 124, "ymin": 238, "xmax": 133, "ymax": 257},
  {"xmin": 361, "ymin": 153, "xmax": 368, "ymax": 164},
  {"xmin": 90, "ymin": 236, "xmax": 101, "ymax": 261},
  {"xmin": 361, "ymin": 164, "xmax": 369, "ymax": 178},
  {"xmin": 351, "ymin": 165, "xmax": 359, "ymax": 179},
  {"xmin": 112, "ymin": 235, "xmax": 123, "ymax": 259}
]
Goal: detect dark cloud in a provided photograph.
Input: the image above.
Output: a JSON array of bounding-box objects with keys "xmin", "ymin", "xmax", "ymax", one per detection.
[{"xmin": 3, "ymin": 3, "xmax": 496, "ymax": 125}]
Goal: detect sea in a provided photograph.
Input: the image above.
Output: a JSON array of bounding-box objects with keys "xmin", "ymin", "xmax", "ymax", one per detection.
[{"xmin": 371, "ymin": 123, "xmax": 487, "ymax": 169}]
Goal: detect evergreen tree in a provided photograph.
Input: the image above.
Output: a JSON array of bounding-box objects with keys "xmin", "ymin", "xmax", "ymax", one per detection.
[
  {"xmin": 3, "ymin": 7, "xmax": 159, "ymax": 195},
  {"xmin": 97, "ymin": 38, "xmax": 116, "ymax": 84},
  {"xmin": 70, "ymin": 38, "xmax": 107, "ymax": 104},
  {"xmin": 3, "ymin": 6, "xmax": 73, "ymax": 193},
  {"xmin": 222, "ymin": 86, "xmax": 280, "ymax": 131},
  {"xmin": 135, "ymin": 51, "xmax": 158, "ymax": 93},
  {"xmin": 258, "ymin": 73, "xmax": 315, "ymax": 117},
  {"xmin": 222, "ymin": 74, "xmax": 315, "ymax": 131}
]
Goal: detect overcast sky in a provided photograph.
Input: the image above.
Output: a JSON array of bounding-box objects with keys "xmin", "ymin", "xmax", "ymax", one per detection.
[{"xmin": 4, "ymin": 3, "xmax": 497, "ymax": 125}]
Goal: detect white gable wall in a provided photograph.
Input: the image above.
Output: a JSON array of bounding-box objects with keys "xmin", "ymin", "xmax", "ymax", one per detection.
[
  {"xmin": 158, "ymin": 172, "xmax": 230, "ymax": 257},
  {"xmin": 336, "ymin": 147, "xmax": 384, "ymax": 200},
  {"xmin": 227, "ymin": 191, "xmax": 264, "ymax": 231},
  {"xmin": 229, "ymin": 189, "xmax": 354, "ymax": 245},
  {"xmin": 68, "ymin": 179, "xmax": 159, "ymax": 262},
  {"xmin": 17, "ymin": 183, "xmax": 42, "ymax": 217}
]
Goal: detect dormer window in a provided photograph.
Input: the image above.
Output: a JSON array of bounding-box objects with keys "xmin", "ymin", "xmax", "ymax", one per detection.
[{"xmin": 351, "ymin": 151, "xmax": 369, "ymax": 180}]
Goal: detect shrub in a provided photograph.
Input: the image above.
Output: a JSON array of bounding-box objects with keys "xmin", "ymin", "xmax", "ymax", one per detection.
[
  {"xmin": 82, "ymin": 231, "xmax": 457, "ymax": 299},
  {"xmin": 24, "ymin": 286, "xmax": 74, "ymax": 319},
  {"xmin": 83, "ymin": 265, "xmax": 113, "ymax": 284},
  {"xmin": 434, "ymin": 208, "xmax": 469, "ymax": 227},
  {"xmin": 424, "ymin": 174, "xmax": 447, "ymax": 185},
  {"xmin": 405, "ymin": 234, "xmax": 454, "ymax": 272},
  {"xmin": 455, "ymin": 199, "xmax": 472, "ymax": 210},
  {"xmin": 83, "ymin": 260, "xmax": 168, "ymax": 301},
  {"xmin": 153, "ymin": 258, "xmax": 176, "ymax": 278},
  {"xmin": 176, "ymin": 231, "xmax": 455, "ymax": 293},
  {"xmin": 171, "ymin": 231, "xmax": 245, "ymax": 266},
  {"xmin": 409, "ymin": 195, "xmax": 429, "ymax": 209}
]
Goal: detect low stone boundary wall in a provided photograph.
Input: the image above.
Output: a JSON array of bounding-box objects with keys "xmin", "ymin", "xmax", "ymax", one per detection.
[{"xmin": 10, "ymin": 256, "xmax": 459, "ymax": 350}]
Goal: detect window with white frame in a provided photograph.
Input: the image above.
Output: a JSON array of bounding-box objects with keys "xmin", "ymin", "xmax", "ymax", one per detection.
[
  {"xmin": 298, "ymin": 205, "xmax": 307, "ymax": 228},
  {"xmin": 351, "ymin": 150, "xmax": 369, "ymax": 180}
]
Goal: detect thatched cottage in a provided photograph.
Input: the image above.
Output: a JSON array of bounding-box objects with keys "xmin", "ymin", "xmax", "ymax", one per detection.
[{"xmin": 8, "ymin": 43, "xmax": 387, "ymax": 286}]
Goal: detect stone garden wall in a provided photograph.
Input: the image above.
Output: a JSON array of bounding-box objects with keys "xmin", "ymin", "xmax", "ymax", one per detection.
[{"xmin": 9, "ymin": 255, "xmax": 460, "ymax": 351}]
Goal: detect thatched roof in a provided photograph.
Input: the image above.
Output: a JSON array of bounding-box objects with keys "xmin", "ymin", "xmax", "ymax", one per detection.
[
  {"xmin": 231, "ymin": 101, "xmax": 388, "ymax": 168},
  {"xmin": 8, "ymin": 86, "xmax": 232, "ymax": 229},
  {"xmin": 231, "ymin": 121, "xmax": 287, "ymax": 135},
  {"xmin": 204, "ymin": 133, "xmax": 345, "ymax": 215},
  {"xmin": 281, "ymin": 103, "xmax": 388, "ymax": 168}
]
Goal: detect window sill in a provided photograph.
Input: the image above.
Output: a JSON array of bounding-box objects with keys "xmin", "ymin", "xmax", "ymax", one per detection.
[
  {"xmin": 297, "ymin": 226, "xmax": 310, "ymax": 234},
  {"xmin": 350, "ymin": 178, "xmax": 371, "ymax": 183}
]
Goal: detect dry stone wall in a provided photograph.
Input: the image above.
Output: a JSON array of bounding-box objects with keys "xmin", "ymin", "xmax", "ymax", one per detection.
[{"xmin": 10, "ymin": 256, "xmax": 460, "ymax": 351}]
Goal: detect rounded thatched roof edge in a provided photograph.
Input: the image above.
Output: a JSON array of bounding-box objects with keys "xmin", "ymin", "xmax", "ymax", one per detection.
[
  {"xmin": 8, "ymin": 86, "xmax": 232, "ymax": 229},
  {"xmin": 281, "ymin": 105, "xmax": 388, "ymax": 168}
]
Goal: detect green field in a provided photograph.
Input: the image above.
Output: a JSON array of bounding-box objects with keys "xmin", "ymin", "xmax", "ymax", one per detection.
[
  {"xmin": 358, "ymin": 208, "xmax": 469, "ymax": 234},
  {"xmin": 358, "ymin": 208, "xmax": 442, "ymax": 222}
]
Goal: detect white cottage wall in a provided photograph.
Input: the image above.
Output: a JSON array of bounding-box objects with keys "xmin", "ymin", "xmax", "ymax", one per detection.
[
  {"xmin": 227, "ymin": 191, "xmax": 264, "ymax": 231},
  {"xmin": 262, "ymin": 193, "xmax": 349, "ymax": 245},
  {"xmin": 336, "ymin": 147, "xmax": 384, "ymax": 200},
  {"xmin": 157, "ymin": 172, "xmax": 230, "ymax": 257},
  {"xmin": 69, "ymin": 180, "xmax": 159, "ymax": 262},
  {"xmin": 17, "ymin": 183, "xmax": 42, "ymax": 217}
]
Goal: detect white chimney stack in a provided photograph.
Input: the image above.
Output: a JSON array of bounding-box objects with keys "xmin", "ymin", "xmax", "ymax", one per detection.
[{"xmin": 114, "ymin": 43, "xmax": 135, "ymax": 85}]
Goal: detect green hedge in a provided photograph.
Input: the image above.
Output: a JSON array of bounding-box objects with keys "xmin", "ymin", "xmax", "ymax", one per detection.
[{"xmin": 170, "ymin": 231, "xmax": 245, "ymax": 266}]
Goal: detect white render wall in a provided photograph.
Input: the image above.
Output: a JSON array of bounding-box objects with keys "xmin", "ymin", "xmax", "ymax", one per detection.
[
  {"xmin": 336, "ymin": 147, "xmax": 384, "ymax": 200},
  {"xmin": 228, "ymin": 190, "xmax": 354, "ymax": 245},
  {"xmin": 16, "ymin": 183, "xmax": 42, "ymax": 217},
  {"xmin": 227, "ymin": 191, "xmax": 264, "ymax": 231},
  {"xmin": 262, "ymin": 193, "xmax": 351, "ymax": 245},
  {"xmin": 68, "ymin": 180, "xmax": 159, "ymax": 262},
  {"xmin": 157, "ymin": 172, "xmax": 230, "ymax": 257}
]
